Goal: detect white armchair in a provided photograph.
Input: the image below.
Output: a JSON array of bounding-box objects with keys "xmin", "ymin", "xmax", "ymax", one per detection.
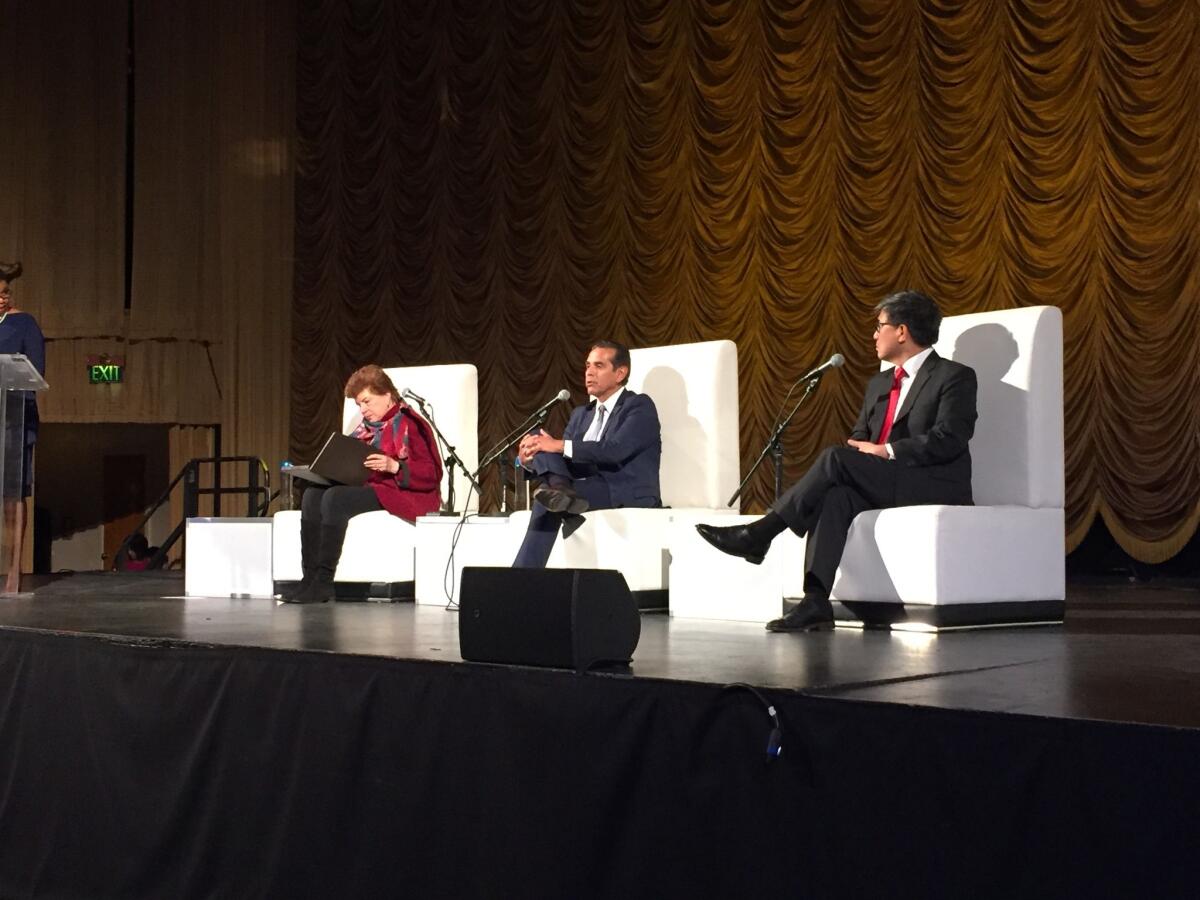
[
  {"xmin": 831, "ymin": 305, "xmax": 1065, "ymax": 628},
  {"xmin": 517, "ymin": 339, "xmax": 742, "ymax": 605},
  {"xmin": 272, "ymin": 363, "xmax": 478, "ymax": 596}
]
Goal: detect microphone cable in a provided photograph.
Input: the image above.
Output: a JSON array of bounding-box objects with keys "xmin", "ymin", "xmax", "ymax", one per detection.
[{"xmin": 722, "ymin": 682, "xmax": 783, "ymax": 762}]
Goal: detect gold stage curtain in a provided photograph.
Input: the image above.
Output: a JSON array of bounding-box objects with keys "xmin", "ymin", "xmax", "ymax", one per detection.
[{"xmin": 294, "ymin": 0, "xmax": 1200, "ymax": 563}]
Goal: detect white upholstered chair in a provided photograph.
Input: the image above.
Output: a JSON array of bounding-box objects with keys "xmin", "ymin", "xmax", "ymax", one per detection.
[
  {"xmin": 831, "ymin": 305, "xmax": 1065, "ymax": 628},
  {"xmin": 272, "ymin": 363, "xmax": 478, "ymax": 595},
  {"xmin": 510, "ymin": 339, "xmax": 742, "ymax": 603}
]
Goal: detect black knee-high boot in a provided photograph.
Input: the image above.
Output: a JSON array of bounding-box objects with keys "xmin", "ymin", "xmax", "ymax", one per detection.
[
  {"xmin": 280, "ymin": 519, "xmax": 322, "ymax": 600},
  {"xmin": 287, "ymin": 523, "xmax": 345, "ymax": 604}
]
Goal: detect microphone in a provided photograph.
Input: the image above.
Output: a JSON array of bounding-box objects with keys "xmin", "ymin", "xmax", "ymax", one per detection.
[
  {"xmin": 797, "ymin": 353, "xmax": 845, "ymax": 382},
  {"xmin": 532, "ymin": 389, "xmax": 571, "ymax": 418},
  {"xmin": 401, "ymin": 387, "xmax": 428, "ymax": 405}
]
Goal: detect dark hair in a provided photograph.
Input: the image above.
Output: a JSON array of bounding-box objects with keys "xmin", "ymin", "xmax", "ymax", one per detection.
[
  {"xmin": 128, "ymin": 533, "xmax": 150, "ymax": 558},
  {"xmin": 590, "ymin": 340, "xmax": 631, "ymax": 385},
  {"xmin": 344, "ymin": 364, "xmax": 400, "ymax": 402},
  {"xmin": 0, "ymin": 261, "xmax": 22, "ymax": 282},
  {"xmin": 875, "ymin": 290, "xmax": 942, "ymax": 347}
]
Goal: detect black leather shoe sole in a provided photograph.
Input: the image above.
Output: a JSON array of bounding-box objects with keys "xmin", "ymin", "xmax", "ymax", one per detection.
[
  {"xmin": 766, "ymin": 599, "xmax": 835, "ymax": 632},
  {"xmin": 765, "ymin": 615, "xmax": 834, "ymax": 633},
  {"xmin": 282, "ymin": 583, "xmax": 334, "ymax": 605}
]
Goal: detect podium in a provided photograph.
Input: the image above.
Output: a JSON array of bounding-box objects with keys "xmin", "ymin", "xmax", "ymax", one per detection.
[{"xmin": 0, "ymin": 354, "xmax": 49, "ymax": 590}]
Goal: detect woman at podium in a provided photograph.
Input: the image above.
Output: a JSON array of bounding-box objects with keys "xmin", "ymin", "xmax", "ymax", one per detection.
[
  {"xmin": 282, "ymin": 364, "xmax": 443, "ymax": 604},
  {"xmin": 0, "ymin": 261, "xmax": 45, "ymax": 595}
]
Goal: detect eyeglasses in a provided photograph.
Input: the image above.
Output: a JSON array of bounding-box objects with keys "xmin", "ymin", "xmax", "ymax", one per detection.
[{"xmin": 873, "ymin": 320, "xmax": 897, "ymax": 335}]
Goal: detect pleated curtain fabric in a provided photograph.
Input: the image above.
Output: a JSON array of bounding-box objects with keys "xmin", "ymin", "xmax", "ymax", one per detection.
[{"xmin": 295, "ymin": 0, "xmax": 1200, "ymax": 563}]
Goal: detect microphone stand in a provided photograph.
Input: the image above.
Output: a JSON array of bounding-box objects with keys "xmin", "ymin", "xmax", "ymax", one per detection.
[
  {"xmin": 407, "ymin": 397, "xmax": 480, "ymax": 515},
  {"xmin": 473, "ymin": 404, "xmax": 558, "ymax": 514},
  {"xmin": 727, "ymin": 375, "xmax": 824, "ymax": 508}
]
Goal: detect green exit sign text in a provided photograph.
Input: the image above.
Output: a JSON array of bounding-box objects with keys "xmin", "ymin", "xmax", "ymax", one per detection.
[{"xmin": 86, "ymin": 355, "xmax": 125, "ymax": 384}]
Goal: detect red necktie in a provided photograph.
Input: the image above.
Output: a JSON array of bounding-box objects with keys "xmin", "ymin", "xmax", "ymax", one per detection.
[{"xmin": 876, "ymin": 366, "xmax": 907, "ymax": 444}]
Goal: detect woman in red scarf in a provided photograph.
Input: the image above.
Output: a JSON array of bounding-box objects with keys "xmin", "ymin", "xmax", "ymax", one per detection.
[{"xmin": 283, "ymin": 364, "xmax": 443, "ymax": 604}]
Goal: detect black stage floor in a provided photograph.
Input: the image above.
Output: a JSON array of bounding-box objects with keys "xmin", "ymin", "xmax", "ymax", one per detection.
[
  {"xmin": 2, "ymin": 575, "xmax": 1199, "ymax": 729},
  {"xmin": 3, "ymin": 575, "xmax": 1199, "ymax": 898}
]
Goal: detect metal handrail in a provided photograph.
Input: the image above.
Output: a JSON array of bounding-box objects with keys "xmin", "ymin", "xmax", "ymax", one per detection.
[{"xmin": 112, "ymin": 456, "xmax": 272, "ymax": 570}]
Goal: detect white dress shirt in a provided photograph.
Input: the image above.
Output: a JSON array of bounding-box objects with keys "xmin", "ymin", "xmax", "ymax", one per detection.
[{"xmin": 564, "ymin": 386, "xmax": 625, "ymax": 459}]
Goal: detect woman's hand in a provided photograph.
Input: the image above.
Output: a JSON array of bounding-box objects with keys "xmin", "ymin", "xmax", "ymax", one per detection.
[{"xmin": 364, "ymin": 453, "xmax": 401, "ymax": 474}]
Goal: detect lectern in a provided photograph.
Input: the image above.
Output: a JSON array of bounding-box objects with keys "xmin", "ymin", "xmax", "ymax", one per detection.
[{"xmin": 0, "ymin": 354, "xmax": 49, "ymax": 589}]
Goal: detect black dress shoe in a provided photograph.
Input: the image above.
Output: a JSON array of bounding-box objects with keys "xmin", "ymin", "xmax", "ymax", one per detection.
[
  {"xmin": 766, "ymin": 596, "xmax": 835, "ymax": 633},
  {"xmin": 534, "ymin": 485, "xmax": 589, "ymax": 515},
  {"xmin": 695, "ymin": 523, "xmax": 769, "ymax": 565}
]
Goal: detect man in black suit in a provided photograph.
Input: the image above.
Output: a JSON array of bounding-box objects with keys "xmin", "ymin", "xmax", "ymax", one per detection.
[
  {"xmin": 512, "ymin": 340, "xmax": 662, "ymax": 568},
  {"xmin": 697, "ymin": 290, "xmax": 977, "ymax": 632}
]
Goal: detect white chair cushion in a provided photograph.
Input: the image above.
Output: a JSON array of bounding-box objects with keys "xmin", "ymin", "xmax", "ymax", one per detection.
[
  {"xmin": 832, "ymin": 505, "xmax": 1065, "ymax": 605},
  {"xmin": 668, "ymin": 517, "xmax": 805, "ymax": 622},
  {"xmin": 272, "ymin": 508, "xmax": 416, "ymax": 582},
  {"xmin": 335, "ymin": 510, "xmax": 415, "ymax": 582}
]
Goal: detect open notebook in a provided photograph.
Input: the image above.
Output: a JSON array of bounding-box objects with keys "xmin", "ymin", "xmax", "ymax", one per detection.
[{"xmin": 286, "ymin": 432, "xmax": 373, "ymax": 487}]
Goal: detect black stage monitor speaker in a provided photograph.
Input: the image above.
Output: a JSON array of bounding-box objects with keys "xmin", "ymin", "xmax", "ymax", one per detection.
[{"xmin": 458, "ymin": 567, "xmax": 641, "ymax": 671}]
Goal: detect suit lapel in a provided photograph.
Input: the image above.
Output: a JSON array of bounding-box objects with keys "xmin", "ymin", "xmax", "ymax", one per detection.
[
  {"xmin": 598, "ymin": 390, "xmax": 631, "ymax": 440},
  {"xmin": 892, "ymin": 351, "xmax": 940, "ymax": 426},
  {"xmin": 577, "ymin": 389, "xmax": 631, "ymax": 442}
]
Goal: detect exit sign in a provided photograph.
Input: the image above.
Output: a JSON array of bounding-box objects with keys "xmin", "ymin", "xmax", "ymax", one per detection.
[{"xmin": 86, "ymin": 354, "xmax": 125, "ymax": 384}]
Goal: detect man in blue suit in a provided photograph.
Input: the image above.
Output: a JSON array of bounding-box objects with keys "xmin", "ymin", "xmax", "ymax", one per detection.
[{"xmin": 512, "ymin": 340, "xmax": 662, "ymax": 568}]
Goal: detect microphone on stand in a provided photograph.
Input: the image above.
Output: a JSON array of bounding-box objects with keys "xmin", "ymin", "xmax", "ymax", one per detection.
[
  {"xmin": 401, "ymin": 387, "xmax": 429, "ymax": 405},
  {"xmin": 796, "ymin": 353, "xmax": 845, "ymax": 382},
  {"xmin": 474, "ymin": 388, "xmax": 571, "ymax": 518},
  {"xmin": 530, "ymin": 389, "xmax": 571, "ymax": 422},
  {"xmin": 733, "ymin": 353, "xmax": 845, "ymax": 508},
  {"xmin": 474, "ymin": 389, "xmax": 572, "ymax": 479}
]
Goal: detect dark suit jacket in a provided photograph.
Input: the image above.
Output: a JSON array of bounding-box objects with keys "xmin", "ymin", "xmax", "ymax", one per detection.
[
  {"xmin": 563, "ymin": 389, "xmax": 662, "ymax": 508},
  {"xmin": 849, "ymin": 351, "xmax": 978, "ymax": 505}
]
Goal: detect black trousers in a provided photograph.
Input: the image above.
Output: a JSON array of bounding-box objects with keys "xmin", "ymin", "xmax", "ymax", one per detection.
[
  {"xmin": 300, "ymin": 484, "xmax": 383, "ymax": 574},
  {"xmin": 512, "ymin": 471, "xmax": 614, "ymax": 568},
  {"xmin": 300, "ymin": 484, "xmax": 383, "ymax": 526},
  {"xmin": 771, "ymin": 446, "xmax": 962, "ymax": 596}
]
